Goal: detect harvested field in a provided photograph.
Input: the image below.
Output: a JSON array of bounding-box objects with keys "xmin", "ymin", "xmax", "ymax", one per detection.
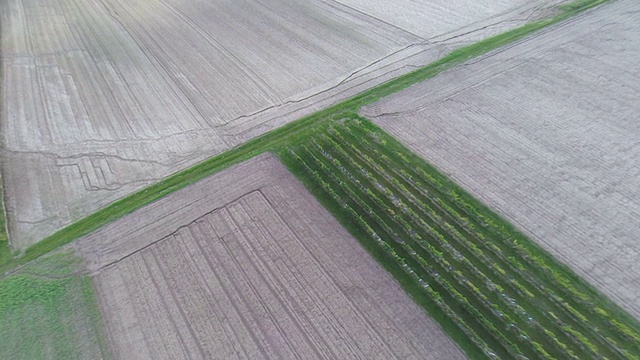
[
  {"xmin": 73, "ymin": 154, "xmax": 465, "ymax": 359},
  {"xmin": 1, "ymin": 0, "xmax": 564, "ymax": 249},
  {"xmin": 363, "ymin": 0, "xmax": 640, "ymax": 320}
]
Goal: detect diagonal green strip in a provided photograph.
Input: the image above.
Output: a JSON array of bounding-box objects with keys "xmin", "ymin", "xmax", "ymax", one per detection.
[
  {"xmin": 278, "ymin": 114, "xmax": 640, "ymax": 359},
  {"xmin": 0, "ymin": 0, "xmax": 610, "ymax": 273}
]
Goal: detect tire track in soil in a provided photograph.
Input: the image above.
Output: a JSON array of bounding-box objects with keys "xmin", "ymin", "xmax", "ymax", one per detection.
[
  {"xmin": 134, "ymin": 250, "xmax": 196, "ymax": 359},
  {"xmin": 212, "ymin": 207, "xmax": 312, "ymax": 359},
  {"xmin": 224, "ymin": 199, "xmax": 342, "ymax": 359},
  {"xmin": 131, "ymin": 252, "xmax": 192, "ymax": 359},
  {"xmin": 93, "ymin": 267, "xmax": 153, "ymax": 360},
  {"xmin": 260, "ymin": 183, "xmax": 430, "ymax": 358},
  {"xmin": 181, "ymin": 224, "xmax": 255, "ymax": 360},
  {"xmin": 235, "ymin": 191, "xmax": 399, "ymax": 359},
  {"xmin": 201, "ymin": 212, "xmax": 291, "ymax": 359},
  {"xmin": 148, "ymin": 245, "xmax": 207, "ymax": 360},
  {"xmin": 153, "ymin": 232, "xmax": 226, "ymax": 359},
  {"xmin": 179, "ymin": 227, "xmax": 259, "ymax": 359},
  {"xmin": 191, "ymin": 218, "xmax": 272, "ymax": 359}
]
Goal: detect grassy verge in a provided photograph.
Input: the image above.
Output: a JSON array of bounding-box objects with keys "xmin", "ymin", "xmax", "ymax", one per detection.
[
  {"xmin": 278, "ymin": 116, "xmax": 640, "ymax": 359},
  {"xmin": 0, "ymin": 110, "xmax": 331, "ymax": 274},
  {"xmin": 0, "ymin": 0, "xmax": 608, "ymax": 273},
  {"xmin": 560, "ymin": 0, "xmax": 609, "ymax": 12},
  {"xmin": 0, "ymin": 252, "xmax": 112, "ymax": 359}
]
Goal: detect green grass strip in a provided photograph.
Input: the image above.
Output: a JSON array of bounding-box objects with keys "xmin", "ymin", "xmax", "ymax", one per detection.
[
  {"xmin": 560, "ymin": 0, "xmax": 609, "ymax": 12},
  {"xmin": 0, "ymin": 112, "xmax": 331, "ymax": 273},
  {"xmin": 0, "ymin": 0, "xmax": 608, "ymax": 272}
]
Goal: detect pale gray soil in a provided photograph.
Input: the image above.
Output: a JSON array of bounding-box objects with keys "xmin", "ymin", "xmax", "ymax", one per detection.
[
  {"xmin": 363, "ymin": 0, "xmax": 640, "ymax": 319},
  {"xmin": 334, "ymin": 0, "xmax": 563, "ymax": 38},
  {"xmin": 1, "ymin": 0, "xmax": 563, "ymax": 248},
  {"xmin": 73, "ymin": 154, "xmax": 466, "ymax": 360}
]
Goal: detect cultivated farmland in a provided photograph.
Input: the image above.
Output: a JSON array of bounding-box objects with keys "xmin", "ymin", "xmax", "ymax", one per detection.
[
  {"xmin": 280, "ymin": 116, "xmax": 640, "ymax": 359},
  {"xmin": 1, "ymin": 0, "xmax": 565, "ymax": 249},
  {"xmin": 362, "ymin": 0, "xmax": 640, "ymax": 320},
  {"xmin": 333, "ymin": 0, "xmax": 563, "ymax": 38},
  {"xmin": 72, "ymin": 154, "xmax": 465, "ymax": 359}
]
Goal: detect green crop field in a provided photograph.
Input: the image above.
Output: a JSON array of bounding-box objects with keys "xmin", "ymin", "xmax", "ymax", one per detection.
[
  {"xmin": 279, "ymin": 116, "xmax": 640, "ymax": 359},
  {"xmin": 0, "ymin": 252, "xmax": 111, "ymax": 359}
]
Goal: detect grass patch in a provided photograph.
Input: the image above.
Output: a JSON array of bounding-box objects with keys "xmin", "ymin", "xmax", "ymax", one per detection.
[
  {"xmin": 0, "ymin": 0, "xmax": 608, "ymax": 273},
  {"xmin": 0, "ymin": 252, "xmax": 112, "ymax": 359},
  {"xmin": 0, "ymin": 22, "xmax": 9, "ymax": 264}
]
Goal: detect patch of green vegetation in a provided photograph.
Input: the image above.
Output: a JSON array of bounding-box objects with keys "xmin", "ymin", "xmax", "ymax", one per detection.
[
  {"xmin": 0, "ymin": 243, "xmax": 8, "ymax": 265},
  {"xmin": 279, "ymin": 116, "xmax": 640, "ymax": 359},
  {"xmin": 0, "ymin": 0, "xmax": 608, "ymax": 273},
  {"xmin": 0, "ymin": 252, "xmax": 111, "ymax": 359}
]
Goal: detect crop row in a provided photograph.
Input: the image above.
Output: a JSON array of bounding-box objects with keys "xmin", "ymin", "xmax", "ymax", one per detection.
[
  {"xmin": 342, "ymin": 118, "xmax": 640, "ymax": 353},
  {"xmin": 317, "ymin": 131, "xmax": 583, "ymax": 359},
  {"xmin": 280, "ymin": 117, "xmax": 640, "ymax": 359}
]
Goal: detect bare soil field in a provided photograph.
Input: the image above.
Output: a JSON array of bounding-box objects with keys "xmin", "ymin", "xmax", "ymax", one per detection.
[
  {"xmin": 1, "ymin": 0, "xmax": 564, "ymax": 249},
  {"xmin": 71, "ymin": 153, "xmax": 465, "ymax": 359},
  {"xmin": 363, "ymin": 0, "xmax": 640, "ymax": 319}
]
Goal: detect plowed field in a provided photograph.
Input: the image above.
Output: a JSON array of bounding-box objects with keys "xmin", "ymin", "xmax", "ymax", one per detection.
[
  {"xmin": 73, "ymin": 154, "xmax": 465, "ymax": 359},
  {"xmin": 1, "ymin": 0, "xmax": 563, "ymax": 248},
  {"xmin": 363, "ymin": 0, "xmax": 640, "ymax": 319}
]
